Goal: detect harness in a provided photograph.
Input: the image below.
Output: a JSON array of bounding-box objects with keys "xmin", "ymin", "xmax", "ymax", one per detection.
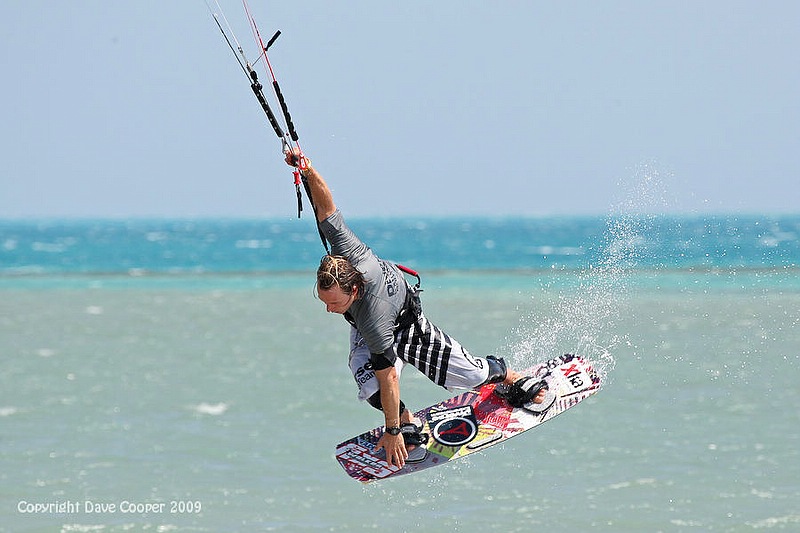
[
  {"xmin": 395, "ymin": 264, "xmax": 422, "ymax": 330},
  {"xmin": 342, "ymin": 263, "xmax": 423, "ymax": 331}
]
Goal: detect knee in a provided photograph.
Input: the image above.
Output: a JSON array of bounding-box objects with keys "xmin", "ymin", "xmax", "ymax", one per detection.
[
  {"xmin": 365, "ymin": 392, "xmax": 406, "ymax": 417},
  {"xmin": 366, "ymin": 391, "xmax": 383, "ymax": 411}
]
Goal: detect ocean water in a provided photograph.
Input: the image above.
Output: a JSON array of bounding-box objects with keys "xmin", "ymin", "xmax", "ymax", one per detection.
[{"xmin": 1, "ymin": 215, "xmax": 799, "ymax": 532}]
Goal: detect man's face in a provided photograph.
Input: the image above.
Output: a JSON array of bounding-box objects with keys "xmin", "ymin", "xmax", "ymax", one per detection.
[{"xmin": 318, "ymin": 284, "xmax": 357, "ymax": 314}]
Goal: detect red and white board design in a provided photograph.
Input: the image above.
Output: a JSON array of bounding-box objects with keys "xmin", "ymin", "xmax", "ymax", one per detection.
[{"xmin": 335, "ymin": 353, "xmax": 601, "ymax": 483}]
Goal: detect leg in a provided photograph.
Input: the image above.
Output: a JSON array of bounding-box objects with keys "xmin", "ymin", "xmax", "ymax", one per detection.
[
  {"xmin": 484, "ymin": 355, "xmax": 527, "ymax": 387},
  {"xmin": 365, "ymin": 392, "xmax": 413, "ymax": 424},
  {"xmin": 395, "ymin": 316, "xmax": 548, "ymax": 406},
  {"xmin": 394, "ymin": 313, "xmax": 491, "ymax": 390},
  {"xmin": 349, "ymin": 326, "xmax": 405, "ymax": 405},
  {"xmin": 484, "ymin": 355, "xmax": 550, "ymax": 406}
]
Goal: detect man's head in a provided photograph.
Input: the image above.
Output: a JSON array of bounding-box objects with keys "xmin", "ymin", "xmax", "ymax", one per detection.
[{"xmin": 316, "ymin": 255, "xmax": 365, "ymax": 314}]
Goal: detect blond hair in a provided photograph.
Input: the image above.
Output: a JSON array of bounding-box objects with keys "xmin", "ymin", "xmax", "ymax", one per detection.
[{"xmin": 316, "ymin": 255, "xmax": 365, "ymax": 295}]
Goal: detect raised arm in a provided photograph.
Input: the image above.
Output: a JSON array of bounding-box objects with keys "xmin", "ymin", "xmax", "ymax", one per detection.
[{"xmin": 285, "ymin": 151, "xmax": 336, "ymax": 222}]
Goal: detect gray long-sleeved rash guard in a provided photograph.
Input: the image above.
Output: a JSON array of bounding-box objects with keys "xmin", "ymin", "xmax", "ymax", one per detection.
[{"xmin": 319, "ymin": 210, "xmax": 408, "ymax": 362}]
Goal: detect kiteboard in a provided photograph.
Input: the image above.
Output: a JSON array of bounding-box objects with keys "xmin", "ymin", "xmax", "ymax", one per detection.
[{"xmin": 335, "ymin": 353, "xmax": 601, "ymax": 483}]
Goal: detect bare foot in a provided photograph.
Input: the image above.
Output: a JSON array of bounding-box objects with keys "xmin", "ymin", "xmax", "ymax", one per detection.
[
  {"xmin": 532, "ymin": 387, "xmax": 547, "ymax": 404},
  {"xmin": 503, "ymin": 370, "xmax": 548, "ymax": 404},
  {"xmin": 503, "ymin": 370, "xmax": 522, "ymax": 385}
]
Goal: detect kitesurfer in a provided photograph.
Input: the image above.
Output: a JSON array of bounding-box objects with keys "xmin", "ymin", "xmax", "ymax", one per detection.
[{"xmin": 286, "ymin": 150, "xmax": 548, "ymax": 469}]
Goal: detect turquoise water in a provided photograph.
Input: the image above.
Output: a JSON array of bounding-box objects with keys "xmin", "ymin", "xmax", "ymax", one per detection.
[
  {"xmin": 3, "ymin": 215, "xmax": 799, "ymax": 276},
  {"xmin": 2, "ymin": 216, "xmax": 799, "ymax": 531}
]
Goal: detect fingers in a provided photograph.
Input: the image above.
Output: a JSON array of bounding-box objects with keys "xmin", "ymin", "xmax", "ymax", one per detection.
[
  {"xmin": 376, "ymin": 434, "xmax": 407, "ymax": 468},
  {"xmin": 388, "ymin": 445, "xmax": 407, "ymax": 469},
  {"xmin": 284, "ymin": 147, "xmax": 302, "ymax": 167},
  {"xmin": 284, "ymin": 151, "xmax": 299, "ymax": 167},
  {"xmin": 395, "ymin": 442, "xmax": 409, "ymax": 468}
]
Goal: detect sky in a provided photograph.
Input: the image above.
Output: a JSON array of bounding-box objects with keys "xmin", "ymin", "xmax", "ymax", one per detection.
[{"xmin": 1, "ymin": 1, "xmax": 798, "ymax": 218}]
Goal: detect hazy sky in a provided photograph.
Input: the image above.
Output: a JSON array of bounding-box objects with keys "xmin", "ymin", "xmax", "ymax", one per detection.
[{"xmin": 2, "ymin": 1, "xmax": 798, "ymax": 218}]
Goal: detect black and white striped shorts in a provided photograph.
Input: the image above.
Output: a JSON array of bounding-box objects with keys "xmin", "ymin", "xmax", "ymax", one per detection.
[{"xmin": 348, "ymin": 313, "xmax": 490, "ymax": 402}]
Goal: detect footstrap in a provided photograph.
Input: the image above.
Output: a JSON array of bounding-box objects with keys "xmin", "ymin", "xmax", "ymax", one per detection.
[
  {"xmin": 524, "ymin": 388, "xmax": 557, "ymax": 414},
  {"xmin": 497, "ymin": 376, "xmax": 549, "ymax": 408},
  {"xmin": 400, "ymin": 423, "xmax": 429, "ymax": 446}
]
